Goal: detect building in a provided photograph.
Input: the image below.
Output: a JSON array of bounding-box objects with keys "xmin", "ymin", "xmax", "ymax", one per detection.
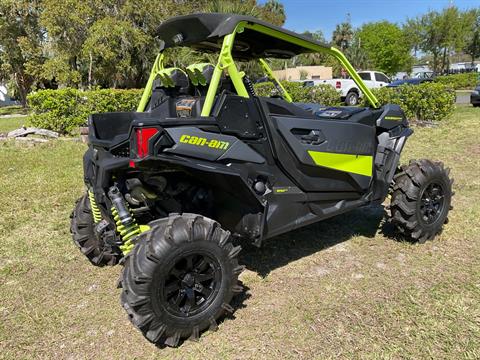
[
  {"xmin": 273, "ymin": 65, "xmax": 332, "ymax": 81},
  {"xmin": 449, "ymin": 62, "xmax": 479, "ymax": 72}
]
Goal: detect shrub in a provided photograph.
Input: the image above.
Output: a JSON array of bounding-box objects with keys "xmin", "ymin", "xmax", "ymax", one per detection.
[
  {"xmin": 254, "ymin": 81, "xmax": 341, "ymax": 106},
  {"xmin": 360, "ymin": 82, "xmax": 455, "ymax": 122},
  {"xmin": 434, "ymin": 73, "xmax": 479, "ymax": 90},
  {"xmin": 28, "ymin": 88, "xmax": 142, "ymax": 135}
]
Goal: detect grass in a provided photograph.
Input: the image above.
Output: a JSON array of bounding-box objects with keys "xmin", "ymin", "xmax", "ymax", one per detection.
[
  {"xmin": 0, "ymin": 117, "xmax": 27, "ymax": 133},
  {"xmin": 1, "ymin": 106, "xmax": 479, "ymax": 359},
  {"xmin": 0, "ymin": 105, "xmax": 28, "ymax": 116}
]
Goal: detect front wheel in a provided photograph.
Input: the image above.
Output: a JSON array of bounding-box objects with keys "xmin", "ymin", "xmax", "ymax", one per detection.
[
  {"xmin": 389, "ymin": 159, "xmax": 453, "ymax": 243},
  {"xmin": 120, "ymin": 214, "xmax": 244, "ymax": 347}
]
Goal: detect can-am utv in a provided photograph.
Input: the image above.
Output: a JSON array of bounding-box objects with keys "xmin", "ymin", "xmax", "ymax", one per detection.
[{"xmin": 71, "ymin": 13, "xmax": 453, "ymax": 347}]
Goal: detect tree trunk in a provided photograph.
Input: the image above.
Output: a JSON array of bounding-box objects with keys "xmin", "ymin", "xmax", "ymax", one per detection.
[
  {"xmin": 441, "ymin": 47, "xmax": 448, "ymax": 74},
  {"xmin": 88, "ymin": 52, "xmax": 93, "ymax": 89}
]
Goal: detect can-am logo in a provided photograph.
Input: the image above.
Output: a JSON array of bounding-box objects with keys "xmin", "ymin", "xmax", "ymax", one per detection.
[{"xmin": 179, "ymin": 134, "xmax": 230, "ymax": 150}]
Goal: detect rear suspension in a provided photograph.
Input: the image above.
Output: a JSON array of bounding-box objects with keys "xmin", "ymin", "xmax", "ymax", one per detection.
[{"xmin": 108, "ymin": 186, "xmax": 146, "ymax": 255}]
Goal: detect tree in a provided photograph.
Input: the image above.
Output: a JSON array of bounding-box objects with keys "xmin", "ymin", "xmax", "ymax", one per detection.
[
  {"xmin": 345, "ymin": 34, "xmax": 370, "ymax": 70},
  {"xmin": 332, "ymin": 22, "xmax": 353, "ymax": 51},
  {"xmin": 464, "ymin": 8, "xmax": 480, "ymax": 65},
  {"xmin": 82, "ymin": 17, "xmax": 150, "ymax": 88},
  {"xmin": 358, "ymin": 21, "xmax": 413, "ymax": 76},
  {"xmin": 0, "ymin": 0, "xmax": 45, "ymax": 106},
  {"xmin": 261, "ymin": 0, "xmax": 286, "ymax": 26},
  {"xmin": 40, "ymin": 0, "xmax": 102, "ymax": 86},
  {"xmin": 408, "ymin": 7, "xmax": 471, "ymax": 73}
]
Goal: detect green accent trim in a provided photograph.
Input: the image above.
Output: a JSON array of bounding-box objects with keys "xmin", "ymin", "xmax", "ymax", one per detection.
[
  {"xmin": 259, "ymin": 58, "xmax": 292, "ymax": 102},
  {"xmin": 201, "ymin": 33, "xmax": 249, "ymax": 116},
  {"xmin": 137, "ymin": 53, "xmax": 164, "ymax": 112},
  {"xmin": 308, "ymin": 151, "xmax": 373, "ymax": 177},
  {"xmin": 384, "ymin": 116, "xmax": 403, "ymax": 121},
  {"xmin": 186, "ymin": 63, "xmax": 214, "ymax": 86},
  {"xmin": 240, "ymin": 22, "xmax": 379, "ymax": 108}
]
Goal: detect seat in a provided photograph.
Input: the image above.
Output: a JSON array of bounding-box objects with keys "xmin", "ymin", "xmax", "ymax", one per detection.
[{"xmin": 147, "ymin": 67, "xmax": 189, "ymax": 114}]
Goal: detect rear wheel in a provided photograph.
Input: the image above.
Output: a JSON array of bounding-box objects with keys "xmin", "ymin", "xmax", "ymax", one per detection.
[
  {"xmin": 70, "ymin": 194, "xmax": 120, "ymax": 266},
  {"xmin": 120, "ymin": 213, "xmax": 243, "ymax": 347},
  {"xmin": 345, "ymin": 91, "xmax": 359, "ymax": 106},
  {"xmin": 389, "ymin": 159, "xmax": 453, "ymax": 243}
]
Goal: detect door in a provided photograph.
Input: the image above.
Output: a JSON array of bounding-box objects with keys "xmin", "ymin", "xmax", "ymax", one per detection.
[
  {"xmin": 374, "ymin": 72, "xmax": 390, "ymax": 87},
  {"xmin": 263, "ymin": 104, "xmax": 377, "ymax": 194}
]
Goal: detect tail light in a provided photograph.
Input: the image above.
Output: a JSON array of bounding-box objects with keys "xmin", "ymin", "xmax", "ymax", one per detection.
[
  {"xmin": 335, "ymin": 81, "xmax": 341, "ymax": 89},
  {"xmin": 135, "ymin": 127, "xmax": 158, "ymax": 158}
]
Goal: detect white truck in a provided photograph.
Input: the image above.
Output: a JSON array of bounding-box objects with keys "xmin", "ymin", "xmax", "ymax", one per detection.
[{"xmin": 303, "ymin": 70, "xmax": 391, "ymax": 106}]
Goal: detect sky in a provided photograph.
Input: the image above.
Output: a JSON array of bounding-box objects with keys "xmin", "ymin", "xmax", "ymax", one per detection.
[{"xmin": 263, "ymin": 0, "xmax": 480, "ymax": 40}]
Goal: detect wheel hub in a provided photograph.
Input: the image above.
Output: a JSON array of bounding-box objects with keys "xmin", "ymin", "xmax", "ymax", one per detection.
[
  {"xmin": 420, "ymin": 182, "xmax": 445, "ymax": 224},
  {"xmin": 162, "ymin": 253, "xmax": 220, "ymax": 316}
]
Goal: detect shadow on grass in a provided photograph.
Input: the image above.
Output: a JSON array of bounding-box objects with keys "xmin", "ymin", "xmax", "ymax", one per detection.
[
  {"xmin": 239, "ymin": 204, "xmax": 388, "ymax": 278},
  {"xmin": 155, "ymin": 283, "xmax": 252, "ymax": 349}
]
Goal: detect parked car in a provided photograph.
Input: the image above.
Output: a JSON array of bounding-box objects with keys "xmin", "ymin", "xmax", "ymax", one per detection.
[
  {"xmin": 303, "ymin": 70, "xmax": 390, "ymax": 105},
  {"xmin": 471, "ymin": 85, "xmax": 480, "ymax": 107},
  {"xmin": 387, "ymin": 71, "xmax": 435, "ymax": 88}
]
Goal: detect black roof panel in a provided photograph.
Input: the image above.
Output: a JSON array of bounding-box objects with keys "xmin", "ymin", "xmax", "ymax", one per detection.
[{"xmin": 156, "ymin": 13, "xmax": 329, "ymax": 60}]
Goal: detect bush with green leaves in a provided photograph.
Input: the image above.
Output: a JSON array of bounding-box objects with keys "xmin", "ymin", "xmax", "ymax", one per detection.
[
  {"xmin": 254, "ymin": 81, "xmax": 341, "ymax": 106},
  {"xmin": 434, "ymin": 73, "xmax": 479, "ymax": 90},
  {"xmin": 360, "ymin": 82, "xmax": 455, "ymax": 122},
  {"xmin": 28, "ymin": 88, "xmax": 142, "ymax": 134}
]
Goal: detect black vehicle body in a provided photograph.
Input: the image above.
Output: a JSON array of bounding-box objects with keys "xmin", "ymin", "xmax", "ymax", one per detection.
[
  {"xmin": 471, "ymin": 85, "xmax": 480, "ymax": 107},
  {"xmin": 85, "ymin": 95, "xmax": 411, "ymax": 245}
]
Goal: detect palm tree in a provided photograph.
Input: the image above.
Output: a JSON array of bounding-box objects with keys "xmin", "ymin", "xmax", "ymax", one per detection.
[
  {"xmin": 332, "ymin": 22, "xmax": 354, "ymax": 51},
  {"xmin": 262, "ymin": 0, "xmax": 286, "ymax": 26},
  {"xmin": 345, "ymin": 35, "xmax": 370, "ymax": 70}
]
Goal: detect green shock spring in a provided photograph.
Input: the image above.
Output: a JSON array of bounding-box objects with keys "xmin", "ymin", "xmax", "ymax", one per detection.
[
  {"xmin": 88, "ymin": 190, "xmax": 102, "ymax": 223},
  {"xmin": 111, "ymin": 205, "xmax": 141, "ymax": 255}
]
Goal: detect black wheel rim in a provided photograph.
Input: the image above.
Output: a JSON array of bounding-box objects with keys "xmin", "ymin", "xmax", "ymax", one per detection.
[
  {"xmin": 419, "ymin": 181, "xmax": 446, "ymax": 225},
  {"xmin": 162, "ymin": 252, "xmax": 221, "ymax": 317}
]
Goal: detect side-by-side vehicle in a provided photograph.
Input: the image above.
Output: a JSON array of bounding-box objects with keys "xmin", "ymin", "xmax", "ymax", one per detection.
[{"xmin": 71, "ymin": 13, "xmax": 453, "ymax": 347}]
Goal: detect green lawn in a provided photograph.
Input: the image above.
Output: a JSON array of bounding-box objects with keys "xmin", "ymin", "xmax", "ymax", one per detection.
[
  {"xmin": 0, "ymin": 117, "xmax": 27, "ymax": 133},
  {"xmin": 0, "ymin": 106, "xmax": 479, "ymax": 359}
]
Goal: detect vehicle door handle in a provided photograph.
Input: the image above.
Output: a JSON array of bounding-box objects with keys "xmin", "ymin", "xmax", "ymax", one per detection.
[{"xmin": 300, "ymin": 130, "xmax": 324, "ymax": 145}]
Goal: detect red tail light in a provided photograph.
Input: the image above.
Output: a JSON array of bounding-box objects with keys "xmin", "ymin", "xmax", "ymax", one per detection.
[
  {"xmin": 135, "ymin": 128, "xmax": 158, "ymax": 158},
  {"xmin": 335, "ymin": 81, "xmax": 341, "ymax": 89}
]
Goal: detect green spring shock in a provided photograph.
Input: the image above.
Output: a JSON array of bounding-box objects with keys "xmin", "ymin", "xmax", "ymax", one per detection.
[
  {"xmin": 110, "ymin": 205, "xmax": 141, "ymax": 255},
  {"xmin": 88, "ymin": 190, "xmax": 102, "ymax": 223}
]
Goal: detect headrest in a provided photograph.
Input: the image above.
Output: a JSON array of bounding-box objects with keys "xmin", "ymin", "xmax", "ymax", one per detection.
[
  {"xmin": 186, "ymin": 63, "xmax": 214, "ymax": 86},
  {"xmin": 154, "ymin": 67, "xmax": 189, "ymax": 90}
]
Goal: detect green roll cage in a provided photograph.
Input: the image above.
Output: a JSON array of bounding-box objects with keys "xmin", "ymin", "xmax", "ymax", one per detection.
[{"xmin": 137, "ymin": 21, "xmax": 380, "ymax": 115}]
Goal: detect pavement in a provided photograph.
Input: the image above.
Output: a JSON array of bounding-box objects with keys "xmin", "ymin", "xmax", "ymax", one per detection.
[{"xmin": 456, "ymin": 90, "xmax": 471, "ymax": 105}]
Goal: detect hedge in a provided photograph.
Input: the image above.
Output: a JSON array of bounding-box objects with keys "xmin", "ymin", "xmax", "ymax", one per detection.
[
  {"xmin": 254, "ymin": 81, "xmax": 341, "ymax": 106},
  {"xmin": 434, "ymin": 72, "xmax": 479, "ymax": 90},
  {"xmin": 360, "ymin": 82, "xmax": 455, "ymax": 122},
  {"xmin": 28, "ymin": 88, "xmax": 142, "ymax": 135}
]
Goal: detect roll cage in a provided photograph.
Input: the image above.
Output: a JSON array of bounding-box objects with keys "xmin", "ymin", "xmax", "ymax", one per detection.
[{"xmin": 137, "ymin": 13, "xmax": 380, "ymax": 115}]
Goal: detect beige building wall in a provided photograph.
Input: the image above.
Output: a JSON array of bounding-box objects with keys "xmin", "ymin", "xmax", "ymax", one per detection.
[{"xmin": 273, "ymin": 66, "xmax": 332, "ymax": 81}]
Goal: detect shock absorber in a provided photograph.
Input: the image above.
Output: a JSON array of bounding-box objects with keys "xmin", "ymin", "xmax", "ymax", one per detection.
[
  {"xmin": 243, "ymin": 76, "xmax": 256, "ymax": 97},
  {"xmin": 88, "ymin": 190, "xmax": 102, "ymax": 223},
  {"xmin": 108, "ymin": 186, "xmax": 141, "ymax": 255}
]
